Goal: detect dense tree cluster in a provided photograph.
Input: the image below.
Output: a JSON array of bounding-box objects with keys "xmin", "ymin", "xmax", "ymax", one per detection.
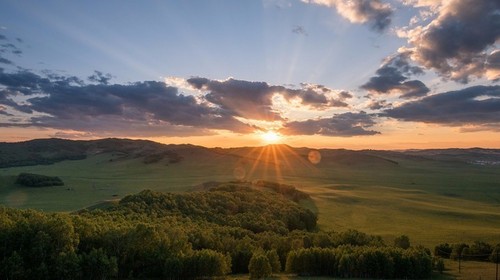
[
  {"xmin": 0, "ymin": 181, "xmax": 436, "ymax": 279},
  {"xmin": 253, "ymin": 180, "xmax": 310, "ymax": 202},
  {"xmin": 15, "ymin": 173, "xmax": 64, "ymax": 187},
  {"xmin": 285, "ymin": 246, "xmax": 432, "ymax": 279},
  {"xmin": 435, "ymin": 241, "xmax": 500, "ymax": 262},
  {"xmin": 117, "ymin": 183, "xmax": 316, "ymax": 233}
]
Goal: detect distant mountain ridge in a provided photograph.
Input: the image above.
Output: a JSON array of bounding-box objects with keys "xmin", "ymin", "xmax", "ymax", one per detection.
[{"xmin": 0, "ymin": 138, "xmax": 499, "ymax": 169}]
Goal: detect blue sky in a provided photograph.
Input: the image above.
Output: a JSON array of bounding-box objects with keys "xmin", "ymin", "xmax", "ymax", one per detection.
[
  {"xmin": 0, "ymin": 0, "xmax": 499, "ymax": 148},
  {"xmin": 1, "ymin": 1, "xmax": 403, "ymax": 85}
]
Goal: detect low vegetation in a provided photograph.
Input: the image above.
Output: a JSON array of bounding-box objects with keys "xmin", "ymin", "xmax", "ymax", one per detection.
[{"xmin": 0, "ymin": 181, "xmax": 435, "ymax": 279}]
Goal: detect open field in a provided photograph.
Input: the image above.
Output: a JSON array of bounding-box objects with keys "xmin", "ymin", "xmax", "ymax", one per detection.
[{"xmin": 1, "ymin": 140, "xmax": 499, "ymax": 248}]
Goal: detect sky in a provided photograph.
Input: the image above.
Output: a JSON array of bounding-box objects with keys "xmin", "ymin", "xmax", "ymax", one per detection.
[{"xmin": 0, "ymin": 0, "xmax": 498, "ymax": 149}]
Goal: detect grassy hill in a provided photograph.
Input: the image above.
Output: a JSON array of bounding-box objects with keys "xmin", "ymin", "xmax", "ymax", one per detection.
[{"xmin": 0, "ymin": 138, "xmax": 499, "ymax": 247}]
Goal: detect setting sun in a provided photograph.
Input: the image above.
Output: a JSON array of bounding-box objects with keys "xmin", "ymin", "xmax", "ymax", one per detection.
[{"xmin": 261, "ymin": 131, "xmax": 282, "ymax": 144}]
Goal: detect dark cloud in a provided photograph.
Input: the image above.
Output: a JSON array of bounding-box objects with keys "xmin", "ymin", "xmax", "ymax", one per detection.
[
  {"xmin": 402, "ymin": 0, "xmax": 500, "ymax": 82},
  {"xmin": 187, "ymin": 77, "xmax": 282, "ymax": 121},
  {"xmin": 0, "ymin": 35, "xmax": 6, "ymax": 40},
  {"xmin": 304, "ymin": 0, "xmax": 393, "ymax": 32},
  {"xmin": 292, "ymin": 25, "xmax": 308, "ymax": 36},
  {"xmin": 339, "ymin": 91, "xmax": 353, "ymax": 99},
  {"xmin": 0, "ymin": 69, "xmax": 254, "ymax": 135},
  {"xmin": 0, "ymin": 57, "xmax": 12, "ymax": 65},
  {"xmin": 384, "ymin": 85, "xmax": 500, "ymax": 129},
  {"xmin": 186, "ymin": 77, "xmax": 348, "ymax": 121},
  {"xmin": 0, "ymin": 69, "xmax": 359, "ymax": 137},
  {"xmin": 361, "ymin": 53, "xmax": 430, "ymax": 99},
  {"xmin": 280, "ymin": 111, "xmax": 380, "ymax": 136}
]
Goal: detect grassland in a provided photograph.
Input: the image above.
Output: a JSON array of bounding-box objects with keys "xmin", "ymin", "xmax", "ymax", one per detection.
[{"xmin": 1, "ymin": 140, "xmax": 499, "ymax": 249}]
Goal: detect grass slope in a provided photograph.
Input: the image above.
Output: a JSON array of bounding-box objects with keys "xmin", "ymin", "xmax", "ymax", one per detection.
[{"xmin": 1, "ymin": 139, "xmax": 499, "ymax": 248}]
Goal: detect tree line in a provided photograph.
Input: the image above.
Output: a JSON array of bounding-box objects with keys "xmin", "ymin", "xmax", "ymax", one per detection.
[
  {"xmin": 435, "ymin": 241, "xmax": 500, "ymax": 262},
  {"xmin": 0, "ymin": 181, "xmax": 435, "ymax": 279}
]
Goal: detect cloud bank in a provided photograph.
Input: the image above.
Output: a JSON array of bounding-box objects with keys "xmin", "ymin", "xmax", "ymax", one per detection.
[
  {"xmin": 0, "ymin": 68, "xmax": 368, "ymax": 137},
  {"xmin": 400, "ymin": 0, "xmax": 500, "ymax": 82},
  {"xmin": 280, "ymin": 111, "xmax": 379, "ymax": 136},
  {"xmin": 384, "ymin": 85, "xmax": 500, "ymax": 130}
]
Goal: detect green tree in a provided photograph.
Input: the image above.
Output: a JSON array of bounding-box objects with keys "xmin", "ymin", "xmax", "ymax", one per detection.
[
  {"xmin": 54, "ymin": 252, "xmax": 82, "ymax": 280},
  {"xmin": 80, "ymin": 248, "xmax": 118, "ymax": 280},
  {"xmin": 248, "ymin": 252, "xmax": 272, "ymax": 279},
  {"xmin": 394, "ymin": 235, "xmax": 410, "ymax": 249},
  {"xmin": 435, "ymin": 257, "xmax": 445, "ymax": 274},
  {"xmin": 1, "ymin": 251, "xmax": 25, "ymax": 280},
  {"xmin": 450, "ymin": 243, "xmax": 468, "ymax": 260},
  {"xmin": 265, "ymin": 249, "xmax": 281, "ymax": 273}
]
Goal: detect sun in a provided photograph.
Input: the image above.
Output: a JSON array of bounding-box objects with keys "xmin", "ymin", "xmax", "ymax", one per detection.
[{"xmin": 261, "ymin": 131, "xmax": 282, "ymax": 144}]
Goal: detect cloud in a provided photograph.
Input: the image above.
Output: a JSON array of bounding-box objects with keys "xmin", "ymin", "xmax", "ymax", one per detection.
[
  {"xmin": 0, "ymin": 68, "xmax": 360, "ymax": 137},
  {"xmin": 486, "ymin": 50, "xmax": 500, "ymax": 81},
  {"xmin": 292, "ymin": 25, "xmax": 308, "ymax": 36},
  {"xmin": 88, "ymin": 71, "xmax": 113, "ymax": 85},
  {"xmin": 280, "ymin": 111, "xmax": 380, "ymax": 136},
  {"xmin": 1, "ymin": 43, "xmax": 23, "ymax": 55},
  {"xmin": 367, "ymin": 99, "xmax": 391, "ymax": 110},
  {"xmin": 0, "ymin": 69, "xmax": 254, "ymax": 136},
  {"xmin": 0, "ymin": 57, "xmax": 12, "ymax": 65},
  {"xmin": 186, "ymin": 77, "xmax": 349, "ymax": 121},
  {"xmin": 361, "ymin": 53, "xmax": 430, "ymax": 99},
  {"xmin": 400, "ymin": 0, "xmax": 500, "ymax": 83},
  {"xmin": 303, "ymin": 0, "xmax": 393, "ymax": 32},
  {"xmin": 384, "ymin": 85, "xmax": 500, "ymax": 130},
  {"xmin": 0, "ymin": 36, "xmax": 23, "ymax": 67}
]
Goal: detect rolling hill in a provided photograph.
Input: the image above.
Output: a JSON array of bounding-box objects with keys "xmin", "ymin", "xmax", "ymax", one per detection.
[{"xmin": 0, "ymin": 138, "xmax": 499, "ymax": 246}]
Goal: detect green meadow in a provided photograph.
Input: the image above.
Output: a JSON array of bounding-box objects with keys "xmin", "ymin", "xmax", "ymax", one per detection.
[{"xmin": 1, "ymin": 141, "xmax": 499, "ymax": 249}]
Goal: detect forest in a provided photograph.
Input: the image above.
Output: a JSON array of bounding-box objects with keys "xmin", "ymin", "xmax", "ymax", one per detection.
[{"xmin": 0, "ymin": 181, "xmax": 438, "ymax": 279}]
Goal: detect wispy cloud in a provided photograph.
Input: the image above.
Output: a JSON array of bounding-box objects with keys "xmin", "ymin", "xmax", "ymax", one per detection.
[{"xmin": 292, "ymin": 25, "xmax": 308, "ymax": 36}]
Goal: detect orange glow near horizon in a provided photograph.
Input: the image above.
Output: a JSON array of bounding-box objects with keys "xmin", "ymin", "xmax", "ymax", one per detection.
[
  {"xmin": 0, "ymin": 125, "xmax": 499, "ymax": 150},
  {"xmin": 260, "ymin": 131, "xmax": 283, "ymax": 144}
]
